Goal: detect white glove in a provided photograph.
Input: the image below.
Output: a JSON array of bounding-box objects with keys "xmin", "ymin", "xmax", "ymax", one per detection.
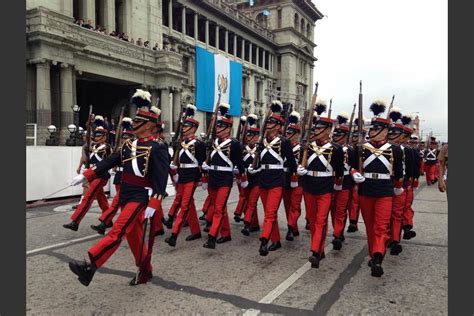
[
  {"xmin": 394, "ymin": 187, "xmax": 404, "ymax": 196},
  {"xmin": 233, "ymin": 167, "xmax": 240, "ymax": 175},
  {"xmin": 290, "ymin": 181, "xmax": 298, "ymax": 188},
  {"xmin": 201, "ymin": 182, "xmax": 208, "ymax": 190},
  {"xmin": 352, "ymin": 172, "xmax": 365, "ymax": 184},
  {"xmin": 71, "ymin": 174, "xmax": 86, "ymax": 186},
  {"xmin": 297, "ymin": 165, "xmax": 308, "ymax": 176},
  {"xmin": 333, "ymin": 184, "xmax": 343, "ymax": 191},
  {"xmin": 202, "ymin": 162, "xmax": 210, "ymax": 171},
  {"xmin": 241, "ymin": 180, "xmax": 249, "ymax": 188},
  {"xmin": 170, "ymin": 162, "xmax": 178, "ymax": 170},
  {"xmin": 247, "ymin": 166, "xmax": 259, "ymax": 174},
  {"xmin": 172, "ymin": 174, "xmax": 179, "ymax": 183},
  {"xmin": 144, "ymin": 206, "xmax": 156, "ymax": 219}
]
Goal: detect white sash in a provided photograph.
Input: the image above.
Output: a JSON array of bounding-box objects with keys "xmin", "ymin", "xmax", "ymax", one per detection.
[
  {"xmin": 131, "ymin": 140, "xmax": 144, "ymax": 177},
  {"xmin": 426, "ymin": 149, "xmax": 437, "ymax": 160},
  {"xmin": 363, "ymin": 143, "xmax": 392, "ymax": 172},
  {"xmin": 90, "ymin": 144, "xmax": 106, "ymax": 162},
  {"xmin": 261, "ymin": 137, "xmax": 284, "ymax": 166},
  {"xmin": 243, "ymin": 145, "xmax": 256, "ymax": 161},
  {"xmin": 179, "ymin": 139, "xmax": 198, "ymax": 167},
  {"xmin": 211, "ymin": 138, "xmax": 233, "ymax": 168},
  {"xmin": 307, "ymin": 142, "xmax": 333, "ymax": 172},
  {"xmin": 343, "ymin": 146, "xmax": 350, "ymax": 174}
]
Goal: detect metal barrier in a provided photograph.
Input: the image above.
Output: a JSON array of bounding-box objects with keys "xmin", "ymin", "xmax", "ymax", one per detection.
[{"xmin": 26, "ymin": 123, "xmax": 37, "ymax": 146}]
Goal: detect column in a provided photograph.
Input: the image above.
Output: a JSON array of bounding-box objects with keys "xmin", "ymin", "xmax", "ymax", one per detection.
[
  {"xmin": 215, "ymin": 25, "xmax": 220, "ymax": 51},
  {"xmin": 225, "ymin": 30, "xmax": 228, "ymax": 53},
  {"xmin": 168, "ymin": 0, "xmax": 173, "ymax": 33},
  {"xmin": 205, "ymin": 19, "xmax": 209, "ymax": 47},
  {"xmin": 26, "ymin": 65, "xmax": 36, "ymax": 124},
  {"xmin": 194, "ymin": 13, "xmax": 198, "ymax": 41},
  {"xmin": 103, "ymin": 0, "xmax": 116, "ymax": 33},
  {"xmin": 256, "ymin": 46, "xmax": 259, "ymax": 67},
  {"xmin": 233, "ymin": 34, "xmax": 237, "ymax": 56},
  {"xmin": 82, "ymin": 0, "xmax": 96, "ymax": 25},
  {"xmin": 160, "ymin": 88, "xmax": 172, "ymax": 133},
  {"xmin": 60, "ymin": 0, "xmax": 73, "ymax": 18},
  {"xmin": 60, "ymin": 64, "xmax": 75, "ymax": 144},
  {"xmin": 36, "ymin": 61, "xmax": 52, "ymax": 145},
  {"xmin": 172, "ymin": 89, "xmax": 182, "ymax": 127},
  {"xmin": 182, "ymin": 6, "xmax": 186, "ymax": 37},
  {"xmin": 242, "ymin": 39, "xmax": 245, "ymax": 60}
]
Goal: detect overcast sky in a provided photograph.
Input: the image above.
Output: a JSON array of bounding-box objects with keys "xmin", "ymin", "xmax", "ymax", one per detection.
[{"xmin": 311, "ymin": 0, "xmax": 448, "ymax": 141}]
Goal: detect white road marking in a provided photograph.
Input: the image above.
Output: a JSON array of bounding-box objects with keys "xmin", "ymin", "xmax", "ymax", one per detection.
[
  {"xmin": 243, "ymin": 243, "xmax": 333, "ymax": 316},
  {"xmin": 27, "ymin": 234, "xmax": 100, "ymax": 255}
]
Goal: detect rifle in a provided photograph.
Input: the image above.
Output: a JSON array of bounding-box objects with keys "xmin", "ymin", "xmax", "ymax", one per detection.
[
  {"xmin": 357, "ymin": 81, "xmax": 364, "ymax": 171},
  {"xmin": 346, "ymin": 103, "xmax": 357, "ymax": 145},
  {"xmin": 172, "ymin": 107, "xmax": 186, "ymax": 166},
  {"xmin": 300, "ymin": 82, "xmax": 319, "ymax": 167},
  {"xmin": 113, "ymin": 105, "xmax": 126, "ymax": 153},
  {"xmin": 281, "ymin": 103, "xmax": 293, "ymax": 135},
  {"xmin": 386, "ymin": 94, "xmax": 396, "ymax": 119},
  {"xmin": 328, "ymin": 98, "xmax": 333, "ymax": 119},
  {"xmin": 251, "ymin": 106, "xmax": 272, "ymax": 169},
  {"xmin": 205, "ymin": 79, "xmax": 225, "ymax": 164},
  {"xmin": 84, "ymin": 105, "xmax": 93, "ymax": 168}
]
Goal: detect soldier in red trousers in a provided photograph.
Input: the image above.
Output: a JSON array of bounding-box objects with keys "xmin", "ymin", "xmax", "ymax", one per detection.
[
  {"xmin": 165, "ymin": 104, "xmax": 205, "ymax": 247},
  {"xmin": 424, "ymin": 137, "xmax": 440, "ymax": 185},
  {"xmin": 297, "ymin": 101, "xmax": 344, "ymax": 268},
  {"xmin": 233, "ymin": 115, "xmax": 249, "ymax": 223},
  {"xmin": 330, "ymin": 112, "xmax": 357, "ymax": 250},
  {"xmin": 90, "ymin": 117, "xmax": 135, "ymax": 235},
  {"xmin": 282, "ymin": 111, "xmax": 304, "ymax": 241},
  {"xmin": 63, "ymin": 115, "xmax": 112, "ymax": 231},
  {"xmin": 248, "ymin": 100, "xmax": 297, "ymax": 256},
  {"xmin": 419, "ymin": 141, "xmax": 426, "ymax": 176},
  {"xmin": 202, "ymin": 104, "xmax": 246, "ymax": 249},
  {"xmin": 68, "ymin": 89, "xmax": 170, "ymax": 286},
  {"xmin": 347, "ymin": 118, "xmax": 366, "ymax": 233},
  {"xmin": 387, "ymin": 109, "xmax": 415, "ymax": 255},
  {"xmin": 352, "ymin": 99, "xmax": 404, "ymax": 277},
  {"xmin": 240, "ymin": 114, "xmax": 262, "ymax": 236}
]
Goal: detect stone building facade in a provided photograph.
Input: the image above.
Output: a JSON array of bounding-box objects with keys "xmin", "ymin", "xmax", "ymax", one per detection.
[{"xmin": 26, "ymin": 0, "xmax": 323, "ymax": 144}]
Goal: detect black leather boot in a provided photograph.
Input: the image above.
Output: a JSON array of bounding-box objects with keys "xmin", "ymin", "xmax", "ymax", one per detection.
[
  {"xmin": 216, "ymin": 236, "xmax": 232, "ymax": 244},
  {"xmin": 286, "ymin": 225, "xmax": 294, "ymax": 241},
  {"xmin": 164, "ymin": 217, "xmax": 174, "ymax": 229},
  {"xmin": 390, "ymin": 242, "xmax": 403, "ymax": 255},
  {"xmin": 347, "ymin": 223, "xmax": 358, "ymax": 233},
  {"xmin": 268, "ymin": 241, "xmax": 282, "ymax": 251},
  {"xmin": 259, "ymin": 238, "xmax": 269, "ymax": 256},
  {"xmin": 308, "ymin": 252, "xmax": 320, "ymax": 268},
  {"xmin": 371, "ymin": 253, "xmax": 384, "ymax": 277},
  {"xmin": 90, "ymin": 222, "xmax": 106, "ymax": 235},
  {"xmin": 203, "ymin": 235, "xmax": 216, "ymax": 249},
  {"xmin": 332, "ymin": 238, "xmax": 342, "ymax": 250},
  {"xmin": 233, "ymin": 214, "xmax": 242, "ymax": 223},
  {"xmin": 203, "ymin": 221, "xmax": 211, "ymax": 233},
  {"xmin": 241, "ymin": 223, "xmax": 250, "ymax": 236},
  {"xmin": 165, "ymin": 234, "xmax": 177, "ymax": 247},
  {"xmin": 185, "ymin": 233, "xmax": 202, "ymax": 241},
  {"xmin": 63, "ymin": 221, "xmax": 79, "ymax": 231},
  {"xmin": 69, "ymin": 260, "xmax": 96, "ymax": 286}
]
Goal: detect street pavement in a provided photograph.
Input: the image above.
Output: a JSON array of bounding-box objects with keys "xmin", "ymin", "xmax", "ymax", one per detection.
[{"xmin": 26, "ymin": 182, "xmax": 447, "ymax": 315}]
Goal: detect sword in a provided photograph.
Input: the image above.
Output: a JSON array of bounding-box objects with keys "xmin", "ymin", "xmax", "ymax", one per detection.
[
  {"xmin": 134, "ymin": 217, "xmax": 149, "ymax": 285},
  {"xmin": 28, "ymin": 184, "xmax": 73, "ymax": 207}
]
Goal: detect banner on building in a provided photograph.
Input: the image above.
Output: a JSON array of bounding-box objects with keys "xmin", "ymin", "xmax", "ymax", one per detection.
[{"xmin": 195, "ymin": 46, "xmax": 242, "ymax": 116}]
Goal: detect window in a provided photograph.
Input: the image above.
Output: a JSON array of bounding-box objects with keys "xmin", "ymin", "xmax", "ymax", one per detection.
[
  {"xmin": 172, "ymin": 3, "xmax": 182, "ymax": 32},
  {"xmin": 73, "ymin": 0, "xmax": 80, "ymax": 20},
  {"xmin": 228, "ymin": 33, "xmax": 235, "ymax": 55},
  {"xmin": 307, "ymin": 23, "xmax": 311, "ymax": 38},
  {"xmin": 251, "ymin": 44, "xmax": 257, "ymax": 65},
  {"xmin": 256, "ymin": 13, "xmax": 264, "ymax": 25},
  {"xmin": 198, "ymin": 16, "xmax": 206, "ymax": 42},
  {"xmin": 277, "ymin": 56, "xmax": 281, "ymax": 72},
  {"xmin": 301, "ymin": 18, "xmax": 305, "ymax": 33},
  {"xmin": 277, "ymin": 9, "xmax": 282, "ymax": 28},
  {"xmin": 115, "ymin": 0, "xmax": 125, "ymax": 33},
  {"xmin": 185, "ymin": 9, "xmax": 194, "ymax": 37},
  {"xmin": 209, "ymin": 23, "xmax": 216, "ymax": 47},
  {"xmin": 219, "ymin": 27, "xmax": 226, "ymax": 51},
  {"xmin": 236, "ymin": 36, "xmax": 242, "ymax": 58},
  {"xmin": 256, "ymin": 80, "xmax": 261, "ymax": 101},
  {"xmin": 242, "ymin": 77, "xmax": 248, "ymax": 98},
  {"xmin": 294, "ymin": 13, "xmax": 299, "ymax": 29},
  {"xmin": 182, "ymin": 57, "xmax": 189, "ymax": 74},
  {"xmin": 265, "ymin": 51, "xmax": 269, "ymax": 70},
  {"xmin": 162, "ymin": 0, "xmax": 169, "ymax": 27}
]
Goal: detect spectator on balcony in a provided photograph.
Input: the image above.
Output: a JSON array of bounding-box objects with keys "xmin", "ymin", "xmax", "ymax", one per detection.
[
  {"xmin": 130, "ymin": 38, "xmax": 135, "ymax": 45},
  {"xmin": 75, "ymin": 19, "xmax": 84, "ymax": 27},
  {"xmin": 136, "ymin": 38, "xmax": 143, "ymax": 46},
  {"xmin": 144, "ymin": 41, "xmax": 151, "ymax": 48},
  {"xmin": 121, "ymin": 33, "xmax": 129, "ymax": 42},
  {"xmin": 110, "ymin": 30, "xmax": 117, "ymax": 37},
  {"xmin": 152, "ymin": 43, "xmax": 159, "ymax": 51},
  {"xmin": 82, "ymin": 19, "xmax": 94, "ymax": 29}
]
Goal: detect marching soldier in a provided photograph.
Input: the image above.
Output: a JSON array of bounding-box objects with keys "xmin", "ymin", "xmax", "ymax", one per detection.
[
  {"xmin": 90, "ymin": 117, "xmax": 135, "ymax": 235},
  {"xmin": 419, "ymin": 140, "xmax": 426, "ymax": 176},
  {"xmin": 387, "ymin": 108, "xmax": 414, "ymax": 255},
  {"xmin": 347, "ymin": 117, "xmax": 366, "ymax": 233},
  {"xmin": 63, "ymin": 116, "xmax": 112, "ymax": 231},
  {"xmin": 233, "ymin": 115, "xmax": 248, "ymax": 223},
  {"xmin": 282, "ymin": 111, "xmax": 304, "ymax": 241},
  {"xmin": 330, "ymin": 112, "xmax": 357, "ymax": 248},
  {"xmin": 201, "ymin": 104, "xmax": 246, "ymax": 249},
  {"xmin": 424, "ymin": 137, "xmax": 439, "ymax": 185},
  {"xmin": 248, "ymin": 100, "xmax": 297, "ymax": 256},
  {"xmin": 67, "ymin": 89, "xmax": 170, "ymax": 286},
  {"xmin": 165, "ymin": 104, "xmax": 205, "ymax": 247},
  {"xmin": 352, "ymin": 100, "xmax": 404, "ymax": 277},
  {"xmin": 297, "ymin": 101, "xmax": 344, "ymax": 267},
  {"xmin": 240, "ymin": 114, "xmax": 262, "ymax": 236}
]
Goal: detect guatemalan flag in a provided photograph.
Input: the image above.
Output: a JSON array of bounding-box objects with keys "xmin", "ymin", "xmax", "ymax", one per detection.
[{"xmin": 195, "ymin": 46, "xmax": 242, "ymax": 117}]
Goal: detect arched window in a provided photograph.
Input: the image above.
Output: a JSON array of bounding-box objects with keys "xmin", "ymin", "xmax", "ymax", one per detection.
[
  {"xmin": 294, "ymin": 13, "xmax": 299, "ymax": 29},
  {"xmin": 301, "ymin": 18, "xmax": 305, "ymax": 33},
  {"xmin": 307, "ymin": 23, "xmax": 311, "ymax": 38},
  {"xmin": 256, "ymin": 12, "xmax": 264, "ymax": 25}
]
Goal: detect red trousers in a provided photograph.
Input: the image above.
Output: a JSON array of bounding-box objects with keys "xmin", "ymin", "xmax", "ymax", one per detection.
[
  {"xmin": 403, "ymin": 186, "xmax": 415, "ymax": 229},
  {"xmin": 348, "ymin": 185, "xmax": 360, "ymax": 226},
  {"xmin": 425, "ymin": 163, "xmax": 438, "ymax": 184},
  {"xmin": 242, "ymin": 185, "xmax": 261, "ymax": 228},
  {"xmin": 167, "ymin": 184, "xmax": 184, "ymax": 218},
  {"xmin": 71, "ymin": 178, "xmax": 109, "ymax": 224},
  {"xmin": 420, "ymin": 160, "xmax": 425, "ymax": 175},
  {"xmin": 282, "ymin": 186, "xmax": 304, "ymax": 232},
  {"xmin": 303, "ymin": 192, "xmax": 332, "ymax": 254},
  {"xmin": 390, "ymin": 190, "xmax": 408, "ymax": 243},
  {"xmin": 99, "ymin": 185, "xmax": 121, "ymax": 225},
  {"xmin": 208, "ymin": 186, "xmax": 232, "ymax": 238},
  {"xmin": 88, "ymin": 201, "xmax": 150, "ymax": 270},
  {"xmin": 331, "ymin": 189, "xmax": 351, "ymax": 238},
  {"xmin": 234, "ymin": 185, "xmax": 246, "ymax": 216},
  {"xmin": 201, "ymin": 194, "xmax": 212, "ymax": 214},
  {"xmin": 171, "ymin": 182, "xmax": 200, "ymax": 236},
  {"xmin": 260, "ymin": 187, "xmax": 283, "ymax": 242},
  {"xmin": 359, "ymin": 196, "xmax": 393, "ymax": 259}
]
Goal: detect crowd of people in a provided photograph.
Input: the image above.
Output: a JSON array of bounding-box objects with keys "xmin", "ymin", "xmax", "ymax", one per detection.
[{"xmin": 74, "ymin": 19, "xmax": 160, "ymax": 50}]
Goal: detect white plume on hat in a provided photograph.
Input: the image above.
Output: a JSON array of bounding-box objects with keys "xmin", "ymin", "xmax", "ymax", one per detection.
[
  {"xmin": 289, "ymin": 111, "xmax": 301, "ymax": 119},
  {"xmin": 186, "ymin": 104, "xmax": 197, "ymax": 111},
  {"xmin": 315, "ymin": 98, "xmax": 327, "ymax": 106},
  {"xmin": 240, "ymin": 115, "xmax": 247, "ymax": 121},
  {"xmin": 94, "ymin": 115, "xmax": 104, "ymax": 122},
  {"xmin": 219, "ymin": 102, "xmax": 230, "ymax": 109},
  {"xmin": 338, "ymin": 111, "xmax": 349, "ymax": 120},
  {"xmin": 247, "ymin": 113, "xmax": 258, "ymax": 120},
  {"xmin": 122, "ymin": 117, "xmax": 132, "ymax": 123},
  {"xmin": 150, "ymin": 106, "xmax": 161, "ymax": 116},
  {"xmin": 271, "ymin": 100, "xmax": 283, "ymax": 107},
  {"xmin": 133, "ymin": 89, "xmax": 152, "ymax": 102}
]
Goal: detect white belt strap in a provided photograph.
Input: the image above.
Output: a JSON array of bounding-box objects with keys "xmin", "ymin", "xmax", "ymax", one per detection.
[
  {"xmin": 116, "ymin": 167, "xmax": 123, "ymax": 171},
  {"xmin": 363, "ymin": 172, "xmax": 391, "ymax": 180},
  {"xmin": 306, "ymin": 171, "xmax": 333, "ymax": 177},
  {"xmin": 260, "ymin": 164, "xmax": 284, "ymax": 170},
  {"xmin": 363, "ymin": 143, "xmax": 392, "ymax": 172},
  {"xmin": 131, "ymin": 139, "xmax": 144, "ymax": 177},
  {"xmin": 180, "ymin": 163, "xmax": 199, "ymax": 169},
  {"xmin": 261, "ymin": 137, "xmax": 284, "ymax": 166},
  {"xmin": 209, "ymin": 165, "xmax": 233, "ymax": 172}
]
